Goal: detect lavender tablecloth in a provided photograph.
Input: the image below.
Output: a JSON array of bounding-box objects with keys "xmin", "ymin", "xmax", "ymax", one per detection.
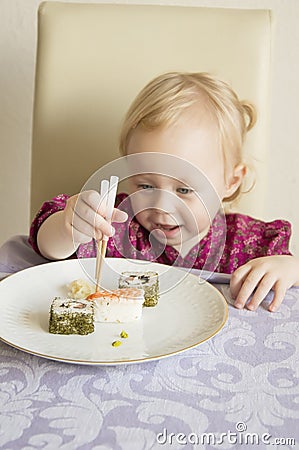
[{"xmin": 0, "ymin": 236, "xmax": 298, "ymax": 449}]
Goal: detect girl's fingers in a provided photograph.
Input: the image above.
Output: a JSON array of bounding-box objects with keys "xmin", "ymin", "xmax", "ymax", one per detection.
[
  {"xmin": 71, "ymin": 213, "xmax": 108, "ymax": 243},
  {"xmin": 73, "ymin": 192, "xmax": 126, "ymax": 234},
  {"xmin": 233, "ymin": 267, "xmax": 265, "ymax": 309},
  {"xmin": 268, "ymin": 282, "xmax": 287, "ymax": 312},
  {"xmin": 73, "ymin": 202, "xmax": 114, "ymax": 237},
  {"xmin": 112, "ymin": 208, "xmax": 128, "ymax": 223},
  {"xmin": 80, "ymin": 190, "xmax": 104, "ymax": 213},
  {"xmin": 246, "ymin": 273, "xmax": 275, "ymax": 310},
  {"xmin": 67, "ymin": 193, "xmax": 126, "ymax": 244},
  {"xmin": 230, "ymin": 263, "xmax": 252, "ymax": 300},
  {"xmin": 71, "ymin": 221, "xmax": 95, "ymax": 244},
  {"xmin": 229, "ymin": 255, "xmax": 296, "ymax": 312}
]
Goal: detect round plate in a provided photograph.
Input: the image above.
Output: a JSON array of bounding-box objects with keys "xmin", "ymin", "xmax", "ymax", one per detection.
[{"xmin": 0, "ymin": 258, "xmax": 228, "ymax": 365}]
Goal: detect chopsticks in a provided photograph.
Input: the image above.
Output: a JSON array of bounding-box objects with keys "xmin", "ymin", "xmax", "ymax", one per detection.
[{"xmin": 95, "ymin": 176, "xmax": 119, "ymax": 292}]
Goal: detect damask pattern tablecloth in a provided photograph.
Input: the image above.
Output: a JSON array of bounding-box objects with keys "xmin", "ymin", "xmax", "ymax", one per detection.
[{"xmin": 0, "ymin": 237, "xmax": 298, "ymax": 449}]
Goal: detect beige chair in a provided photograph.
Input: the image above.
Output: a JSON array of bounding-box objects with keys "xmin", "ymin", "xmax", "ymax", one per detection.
[{"xmin": 31, "ymin": 2, "xmax": 272, "ymax": 219}]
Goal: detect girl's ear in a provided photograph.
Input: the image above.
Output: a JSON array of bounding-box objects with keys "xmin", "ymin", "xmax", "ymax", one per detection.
[{"xmin": 225, "ymin": 164, "xmax": 247, "ymax": 198}]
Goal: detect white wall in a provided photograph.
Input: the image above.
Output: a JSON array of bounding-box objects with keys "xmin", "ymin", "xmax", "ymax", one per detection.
[{"xmin": 1, "ymin": 0, "xmax": 299, "ymax": 255}]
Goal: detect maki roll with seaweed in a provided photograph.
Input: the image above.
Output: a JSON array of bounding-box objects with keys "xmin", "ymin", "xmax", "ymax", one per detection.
[
  {"xmin": 49, "ymin": 297, "xmax": 94, "ymax": 335},
  {"xmin": 119, "ymin": 271, "xmax": 159, "ymax": 307}
]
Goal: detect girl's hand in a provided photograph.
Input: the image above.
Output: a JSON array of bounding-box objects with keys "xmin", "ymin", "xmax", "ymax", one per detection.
[
  {"xmin": 230, "ymin": 255, "xmax": 299, "ymax": 312},
  {"xmin": 63, "ymin": 190, "xmax": 128, "ymax": 244}
]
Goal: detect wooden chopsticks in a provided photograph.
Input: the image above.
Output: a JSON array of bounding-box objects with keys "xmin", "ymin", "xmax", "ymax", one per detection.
[{"xmin": 95, "ymin": 176, "xmax": 119, "ymax": 292}]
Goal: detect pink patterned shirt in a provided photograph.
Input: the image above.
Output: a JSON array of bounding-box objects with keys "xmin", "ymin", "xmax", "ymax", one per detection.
[{"xmin": 29, "ymin": 193, "xmax": 292, "ymax": 274}]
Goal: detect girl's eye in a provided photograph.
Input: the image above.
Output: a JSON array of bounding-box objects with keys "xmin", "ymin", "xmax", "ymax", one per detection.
[
  {"xmin": 138, "ymin": 184, "xmax": 154, "ymax": 190},
  {"xmin": 177, "ymin": 187, "xmax": 194, "ymax": 195}
]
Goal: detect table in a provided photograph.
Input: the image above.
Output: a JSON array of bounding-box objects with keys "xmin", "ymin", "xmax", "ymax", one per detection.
[{"xmin": 0, "ymin": 236, "xmax": 298, "ymax": 449}]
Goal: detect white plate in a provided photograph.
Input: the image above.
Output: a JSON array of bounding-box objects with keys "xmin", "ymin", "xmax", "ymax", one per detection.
[{"xmin": 0, "ymin": 258, "xmax": 228, "ymax": 365}]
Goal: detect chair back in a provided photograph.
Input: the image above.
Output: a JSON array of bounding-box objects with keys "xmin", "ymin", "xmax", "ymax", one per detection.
[{"xmin": 31, "ymin": 2, "xmax": 272, "ymax": 218}]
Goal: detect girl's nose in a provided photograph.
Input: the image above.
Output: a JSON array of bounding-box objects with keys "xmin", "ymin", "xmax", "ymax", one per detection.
[{"xmin": 151, "ymin": 189, "xmax": 177, "ymax": 214}]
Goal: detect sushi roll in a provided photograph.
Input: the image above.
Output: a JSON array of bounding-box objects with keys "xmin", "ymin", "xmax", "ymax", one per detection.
[
  {"xmin": 87, "ymin": 288, "xmax": 144, "ymax": 322},
  {"xmin": 49, "ymin": 297, "xmax": 94, "ymax": 335},
  {"xmin": 119, "ymin": 271, "xmax": 159, "ymax": 307}
]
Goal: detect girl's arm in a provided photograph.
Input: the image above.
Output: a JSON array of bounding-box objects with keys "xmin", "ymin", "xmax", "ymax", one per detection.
[
  {"xmin": 37, "ymin": 209, "xmax": 79, "ymax": 260},
  {"xmin": 230, "ymin": 255, "xmax": 299, "ymax": 312},
  {"xmin": 36, "ymin": 191, "xmax": 127, "ymax": 260}
]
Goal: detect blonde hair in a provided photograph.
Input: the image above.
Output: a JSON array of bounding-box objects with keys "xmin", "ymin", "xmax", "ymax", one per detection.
[{"xmin": 119, "ymin": 72, "xmax": 257, "ymax": 202}]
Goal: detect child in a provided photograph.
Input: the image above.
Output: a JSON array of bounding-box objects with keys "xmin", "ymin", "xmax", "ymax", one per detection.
[{"xmin": 29, "ymin": 72, "xmax": 299, "ymax": 312}]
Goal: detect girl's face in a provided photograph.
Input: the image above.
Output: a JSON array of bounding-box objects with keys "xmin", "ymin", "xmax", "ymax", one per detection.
[{"xmin": 126, "ymin": 110, "xmax": 241, "ymax": 250}]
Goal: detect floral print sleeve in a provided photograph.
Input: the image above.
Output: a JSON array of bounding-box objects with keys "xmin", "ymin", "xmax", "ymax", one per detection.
[
  {"xmin": 216, "ymin": 214, "xmax": 293, "ymax": 273},
  {"xmin": 261, "ymin": 220, "xmax": 292, "ymax": 256}
]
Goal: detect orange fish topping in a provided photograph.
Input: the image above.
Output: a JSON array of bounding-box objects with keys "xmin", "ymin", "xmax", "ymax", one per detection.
[{"xmin": 87, "ymin": 288, "xmax": 143, "ymax": 301}]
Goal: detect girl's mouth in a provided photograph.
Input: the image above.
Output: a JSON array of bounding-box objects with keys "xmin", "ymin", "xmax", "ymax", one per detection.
[{"xmin": 153, "ymin": 223, "xmax": 181, "ymax": 239}]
